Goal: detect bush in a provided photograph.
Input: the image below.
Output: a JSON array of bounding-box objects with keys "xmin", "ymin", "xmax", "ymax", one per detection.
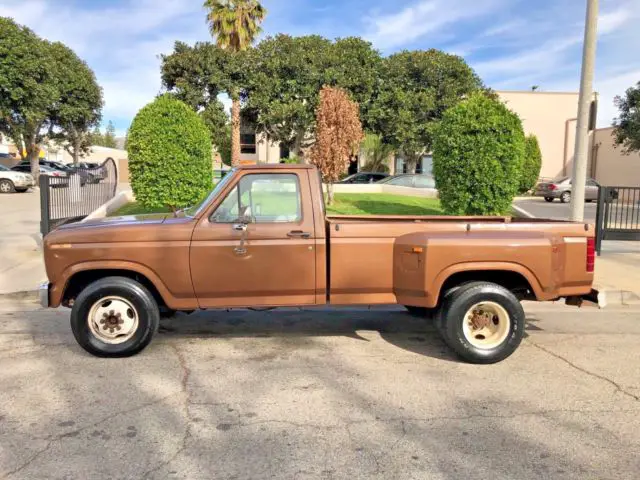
[
  {"xmin": 432, "ymin": 93, "xmax": 525, "ymax": 215},
  {"xmin": 127, "ymin": 95, "xmax": 212, "ymax": 210},
  {"xmin": 519, "ymin": 135, "xmax": 542, "ymax": 193}
]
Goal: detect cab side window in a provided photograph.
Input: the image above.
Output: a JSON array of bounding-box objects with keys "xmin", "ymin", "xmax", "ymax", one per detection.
[{"xmin": 210, "ymin": 174, "xmax": 302, "ymax": 224}]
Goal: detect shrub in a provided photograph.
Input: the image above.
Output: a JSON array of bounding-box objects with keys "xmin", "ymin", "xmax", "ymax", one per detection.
[
  {"xmin": 127, "ymin": 95, "xmax": 212, "ymax": 210},
  {"xmin": 432, "ymin": 93, "xmax": 525, "ymax": 215},
  {"xmin": 519, "ymin": 135, "xmax": 542, "ymax": 193}
]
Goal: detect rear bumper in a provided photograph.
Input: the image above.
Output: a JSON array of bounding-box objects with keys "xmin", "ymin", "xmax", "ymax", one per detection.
[
  {"xmin": 534, "ymin": 190, "xmax": 561, "ymax": 198},
  {"xmin": 565, "ymin": 289, "xmax": 606, "ymax": 309},
  {"xmin": 39, "ymin": 282, "xmax": 50, "ymax": 308}
]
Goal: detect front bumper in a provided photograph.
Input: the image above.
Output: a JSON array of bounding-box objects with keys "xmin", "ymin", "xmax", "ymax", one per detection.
[
  {"xmin": 39, "ymin": 282, "xmax": 50, "ymax": 308},
  {"xmin": 565, "ymin": 289, "xmax": 606, "ymax": 309}
]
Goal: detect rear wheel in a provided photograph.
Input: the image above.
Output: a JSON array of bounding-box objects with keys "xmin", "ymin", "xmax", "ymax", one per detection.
[
  {"xmin": 544, "ymin": 197, "xmax": 554, "ymax": 203},
  {"xmin": 560, "ymin": 191, "xmax": 571, "ymax": 203},
  {"xmin": 71, "ymin": 277, "xmax": 159, "ymax": 357},
  {"xmin": 436, "ymin": 282, "xmax": 525, "ymax": 364},
  {"xmin": 0, "ymin": 179, "xmax": 15, "ymax": 194}
]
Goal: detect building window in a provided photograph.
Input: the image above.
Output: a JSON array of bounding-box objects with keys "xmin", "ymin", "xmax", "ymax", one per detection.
[{"xmin": 240, "ymin": 133, "xmax": 257, "ymax": 155}]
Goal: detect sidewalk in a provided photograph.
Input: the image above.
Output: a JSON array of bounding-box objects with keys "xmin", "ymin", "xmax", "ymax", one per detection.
[{"xmin": 594, "ymin": 242, "xmax": 640, "ymax": 305}]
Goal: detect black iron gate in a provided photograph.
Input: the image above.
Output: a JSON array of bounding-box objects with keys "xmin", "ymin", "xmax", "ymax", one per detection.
[
  {"xmin": 40, "ymin": 158, "xmax": 118, "ymax": 235},
  {"xmin": 595, "ymin": 186, "xmax": 640, "ymax": 255}
]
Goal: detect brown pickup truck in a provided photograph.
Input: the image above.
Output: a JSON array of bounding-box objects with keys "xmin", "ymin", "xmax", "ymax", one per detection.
[{"xmin": 40, "ymin": 164, "xmax": 601, "ymax": 363}]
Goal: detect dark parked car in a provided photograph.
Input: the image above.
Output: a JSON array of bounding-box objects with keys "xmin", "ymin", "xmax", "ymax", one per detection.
[
  {"xmin": 377, "ymin": 174, "xmax": 436, "ymax": 189},
  {"xmin": 14, "ymin": 160, "xmax": 100, "ymax": 186},
  {"xmin": 534, "ymin": 177, "xmax": 616, "ymax": 203},
  {"xmin": 339, "ymin": 172, "xmax": 389, "ymax": 184}
]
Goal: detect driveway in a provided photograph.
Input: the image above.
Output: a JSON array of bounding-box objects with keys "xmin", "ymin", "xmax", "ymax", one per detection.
[
  {"xmin": 0, "ymin": 189, "xmax": 45, "ymax": 294},
  {"xmin": 1, "ymin": 302, "xmax": 639, "ymax": 479},
  {"xmin": 514, "ymin": 197, "xmax": 598, "ymax": 223}
]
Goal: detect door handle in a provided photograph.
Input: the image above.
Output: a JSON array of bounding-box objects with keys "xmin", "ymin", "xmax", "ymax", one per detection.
[
  {"xmin": 287, "ymin": 230, "xmax": 311, "ymax": 239},
  {"xmin": 233, "ymin": 223, "xmax": 247, "ymax": 232}
]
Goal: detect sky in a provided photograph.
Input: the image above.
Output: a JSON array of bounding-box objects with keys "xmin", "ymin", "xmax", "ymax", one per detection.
[{"xmin": 1, "ymin": 0, "xmax": 638, "ymax": 136}]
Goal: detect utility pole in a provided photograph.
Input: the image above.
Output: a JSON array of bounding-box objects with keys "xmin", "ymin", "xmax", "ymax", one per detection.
[{"xmin": 571, "ymin": 0, "xmax": 599, "ymax": 221}]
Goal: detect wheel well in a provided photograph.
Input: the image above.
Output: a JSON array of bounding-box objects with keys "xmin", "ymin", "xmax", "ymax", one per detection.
[
  {"xmin": 438, "ymin": 270, "xmax": 536, "ymax": 303},
  {"xmin": 62, "ymin": 269, "xmax": 166, "ymax": 308}
]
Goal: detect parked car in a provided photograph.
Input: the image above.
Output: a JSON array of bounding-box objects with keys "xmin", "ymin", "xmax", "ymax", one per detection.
[
  {"xmin": 40, "ymin": 164, "xmax": 601, "ymax": 363},
  {"xmin": 12, "ymin": 164, "xmax": 70, "ymax": 188},
  {"xmin": 69, "ymin": 162, "xmax": 106, "ymax": 183},
  {"xmin": 377, "ymin": 174, "xmax": 436, "ymax": 189},
  {"xmin": 534, "ymin": 177, "xmax": 614, "ymax": 203},
  {"xmin": 13, "ymin": 160, "xmax": 98, "ymax": 186},
  {"xmin": 0, "ymin": 164, "xmax": 34, "ymax": 193},
  {"xmin": 339, "ymin": 172, "xmax": 389, "ymax": 184}
]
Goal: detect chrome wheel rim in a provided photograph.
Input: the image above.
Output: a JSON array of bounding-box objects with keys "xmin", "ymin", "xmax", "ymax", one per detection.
[
  {"xmin": 462, "ymin": 302, "xmax": 510, "ymax": 349},
  {"xmin": 0, "ymin": 182, "xmax": 10, "ymax": 193},
  {"xmin": 87, "ymin": 296, "xmax": 139, "ymax": 344}
]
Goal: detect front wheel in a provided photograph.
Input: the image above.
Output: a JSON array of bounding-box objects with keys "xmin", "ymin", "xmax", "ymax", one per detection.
[
  {"xmin": 0, "ymin": 179, "xmax": 15, "ymax": 194},
  {"xmin": 437, "ymin": 282, "xmax": 525, "ymax": 364},
  {"xmin": 70, "ymin": 277, "xmax": 160, "ymax": 357}
]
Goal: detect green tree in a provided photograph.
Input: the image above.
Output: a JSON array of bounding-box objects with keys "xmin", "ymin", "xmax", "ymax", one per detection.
[
  {"xmin": 432, "ymin": 93, "xmax": 525, "ymax": 216},
  {"xmin": 161, "ymin": 41, "xmax": 246, "ymax": 164},
  {"xmin": 48, "ymin": 42, "xmax": 103, "ymax": 163},
  {"xmin": 519, "ymin": 135, "xmax": 542, "ymax": 193},
  {"xmin": 613, "ymin": 81, "xmax": 640, "ymax": 154},
  {"xmin": 103, "ymin": 120, "xmax": 117, "ymax": 148},
  {"xmin": 361, "ymin": 133, "xmax": 393, "ymax": 173},
  {"xmin": 368, "ymin": 50, "xmax": 484, "ymax": 173},
  {"xmin": 0, "ymin": 18, "xmax": 57, "ymax": 182},
  {"xmin": 90, "ymin": 125, "xmax": 104, "ymax": 146},
  {"xmin": 203, "ymin": 0, "xmax": 267, "ymax": 166},
  {"xmin": 246, "ymin": 35, "xmax": 381, "ymax": 157},
  {"xmin": 127, "ymin": 95, "xmax": 212, "ymax": 211}
]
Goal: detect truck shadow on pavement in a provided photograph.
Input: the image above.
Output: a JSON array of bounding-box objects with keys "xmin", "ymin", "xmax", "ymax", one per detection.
[{"xmin": 157, "ymin": 308, "xmax": 543, "ymax": 363}]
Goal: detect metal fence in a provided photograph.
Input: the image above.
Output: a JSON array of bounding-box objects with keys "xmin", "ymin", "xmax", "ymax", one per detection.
[
  {"xmin": 595, "ymin": 186, "xmax": 640, "ymax": 255},
  {"xmin": 40, "ymin": 158, "xmax": 118, "ymax": 235}
]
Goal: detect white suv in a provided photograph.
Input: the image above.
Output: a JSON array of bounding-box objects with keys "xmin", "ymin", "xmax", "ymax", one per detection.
[{"xmin": 0, "ymin": 164, "xmax": 34, "ymax": 193}]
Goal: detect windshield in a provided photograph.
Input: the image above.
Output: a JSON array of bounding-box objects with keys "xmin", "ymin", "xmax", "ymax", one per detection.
[
  {"xmin": 184, "ymin": 171, "xmax": 235, "ymax": 217},
  {"xmin": 0, "ymin": 165, "xmax": 9, "ymax": 171}
]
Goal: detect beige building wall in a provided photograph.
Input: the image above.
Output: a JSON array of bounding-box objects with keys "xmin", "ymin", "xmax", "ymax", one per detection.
[
  {"xmin": 591, "ymin": 127, "xmax": 640, "ymax": 187},
  {"xmin": 498, "ymin": 91, "xmax": 582, "ymax": 180}
]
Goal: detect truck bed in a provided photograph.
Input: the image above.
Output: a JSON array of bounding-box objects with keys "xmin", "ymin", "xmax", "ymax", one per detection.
[{"xmin": 326, "ymin": 215, "xmax": 594, "ymax": 307}]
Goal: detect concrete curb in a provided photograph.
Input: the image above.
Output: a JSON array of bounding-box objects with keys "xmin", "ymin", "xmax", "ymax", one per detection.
[
  {"xmin": 82, "ymin": 190, "xmax": 133, "ymax": 221},
  {"xmin": 0, "ymin": 290, "xmax": 39, "ymax": 303},
  {"xmin": 597, "ymin": 289, "xmax": 640, "ymax": 306}
]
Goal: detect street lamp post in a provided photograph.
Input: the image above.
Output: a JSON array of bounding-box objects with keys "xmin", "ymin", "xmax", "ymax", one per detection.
[{"xmin": 571, "ymin": 0, "xmax": 599, "ymax": 222}]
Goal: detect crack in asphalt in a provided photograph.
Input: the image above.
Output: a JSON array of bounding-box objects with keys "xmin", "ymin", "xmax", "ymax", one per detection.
[
  {"xmin": 527, "ymin": 340, "xmax": 640, "ymax": 402},
  {"xmin": 141, "ymin": 344, "xmax": 194, "ymax": 480},
  {"xmin": 1, "ymin": 393, "xmax": 179, "ymax": 479}
]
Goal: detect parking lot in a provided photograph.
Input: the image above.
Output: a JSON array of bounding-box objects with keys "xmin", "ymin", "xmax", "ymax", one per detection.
[
  {"xmin": 1, "ymin": 301, "xmax": 639, "ymax": 479},
  {"xmin": 514, "ymin": 197, "xmax": 598, "ymax": 223}
]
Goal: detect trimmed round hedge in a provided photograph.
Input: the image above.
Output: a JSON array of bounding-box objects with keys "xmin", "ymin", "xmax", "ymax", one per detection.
[
  {"xmin": 432, "ymin": 93, "xmax": 525, "ymax": 216},
  {"xmin": 520, "ymin": 134, "xmax": 542, "ymax": 194},
  {"xmin": 127, "ymin": 95, "xmax": 212, "ymax": 210}
]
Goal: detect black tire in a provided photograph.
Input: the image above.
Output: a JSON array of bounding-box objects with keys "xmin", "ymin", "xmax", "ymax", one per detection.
[
  {"xmin": 560, "ymin": 191, "xmax": 571, "ymax": 203},
  {"xmin": 70, "ymin": 276, "xmax": 160, "ymax": 357},
  {"xmin": 0, "ymin": 179, "xmax": 15, "ymax": 194},
  {"xmin": 544, "ymin": 197, "xmax": 554, "ymax": 203},
  {"xmin": 437, "ymin": 282, "xmax": 525, "ymax": 364},
  {"xmin": 404, "ymin": 305, "xmax": 428, "ymax": 317}
]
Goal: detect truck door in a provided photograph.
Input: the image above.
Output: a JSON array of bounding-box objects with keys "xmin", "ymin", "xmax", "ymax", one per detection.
[{"xmin": 190, "ymin": 171, "xmax": 316, "ymax": 307}]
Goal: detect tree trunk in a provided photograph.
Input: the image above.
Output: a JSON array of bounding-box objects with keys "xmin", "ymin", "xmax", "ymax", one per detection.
[
  {"xmin": 231, "ymin": 98, "xmax": 241, "ymax": 167},
  {"xmin": 293, "ymin": 130, "xmax": 306, "ymax": 163},
  {"xmin": 405, "ymin": 154, "xmax": 419, "ymax": 174},
  {"xmin": 73, "ymin": 139, "xmax": 80, "ymax": 165},
  {"xmin": 326, "ymin": 182, "xmax": 334, "ymax": 205},
  {"xmin": 26, "ymin": 142, "xmax": 40, "ymax": 185}
]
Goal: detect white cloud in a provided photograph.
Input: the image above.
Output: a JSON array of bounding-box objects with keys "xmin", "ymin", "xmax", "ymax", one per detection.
[{"xmin": 364, "ymin": 0, "xmax": 504, "ymax": 50}]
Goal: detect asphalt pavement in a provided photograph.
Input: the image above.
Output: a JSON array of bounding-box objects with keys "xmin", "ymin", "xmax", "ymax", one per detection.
[
  {"xmin": 514, "ymin": 197, "xmax": 598, "ymax": 223},
  {"xmin": 1, "ymin": 302, "xmax": 639, "ymax": 480}
]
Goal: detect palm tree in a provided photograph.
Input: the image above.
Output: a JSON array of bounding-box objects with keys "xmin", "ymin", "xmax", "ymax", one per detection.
[{"xmin": 203, "ymin": 0, "xmax": 267, "ymax": 167}]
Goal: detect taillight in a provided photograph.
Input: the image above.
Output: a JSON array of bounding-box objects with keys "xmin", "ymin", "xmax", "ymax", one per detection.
[
  {"xmin": 586, "ymin": 238, "xmax": 595, "ymax": 272},
  {"xmin": 549, "ymin": 184, "xmax": 557, "ymax": 191}
]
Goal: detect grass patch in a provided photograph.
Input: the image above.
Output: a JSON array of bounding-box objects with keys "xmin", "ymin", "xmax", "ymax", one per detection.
[
  {"xmin": 110, "ymin": 193, "xmax": 444, "ymax": 217},
  {"xmin": 327, "ymin": 194, "xmax": 443, "ymax": 215},
  {"xmin": 110, "ymin": 202, "xmax": 171, "ymax": 216}
]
